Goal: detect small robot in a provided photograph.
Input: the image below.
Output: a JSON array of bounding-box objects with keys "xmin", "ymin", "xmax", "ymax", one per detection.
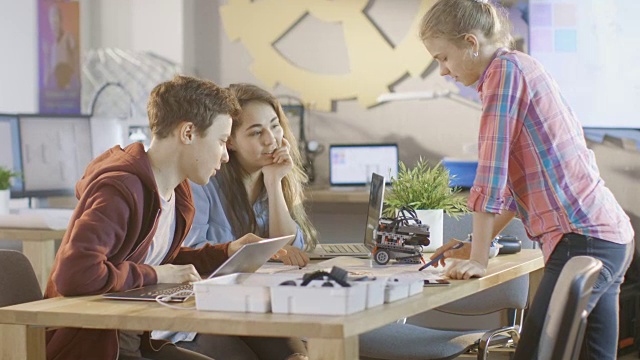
[{"xmin": 372, "ymin": 207, "xmax": 431, "ymax": 265}]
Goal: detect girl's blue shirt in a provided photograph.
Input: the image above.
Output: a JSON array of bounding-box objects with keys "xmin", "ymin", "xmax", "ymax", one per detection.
[{"xmin": 183, "ymin": 177, "xmax": 305, "ymax": 250}]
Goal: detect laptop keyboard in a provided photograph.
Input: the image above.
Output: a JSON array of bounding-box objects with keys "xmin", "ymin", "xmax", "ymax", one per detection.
[
  {"xmin": 324, "ymin": 244, "xmax": 370, "ymax": 254},
  {"xmin": 142, "ymin": 284, "xmax": 193, "ymax": 297}
]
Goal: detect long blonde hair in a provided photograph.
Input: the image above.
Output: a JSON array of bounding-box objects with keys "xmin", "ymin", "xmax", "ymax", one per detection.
[
  {"xmin": 219, "ymin": 83, "xmax": 318, "ymax": 250},
  {"xmin": 420, "ymin": 0, "xmax": 513, "ymax": 50}
]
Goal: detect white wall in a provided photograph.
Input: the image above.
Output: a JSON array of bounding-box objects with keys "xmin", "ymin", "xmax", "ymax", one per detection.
[
  {"xmin": 0, "ymin": 0, "xmax": 188, "ymax": 114},
  {"xmin": 0, "ymin": 0, "xmax": 37, "ymax": 113},
  {"xmin": 82, "ymin": 0, "xmax": 185, "ymax": 66}
]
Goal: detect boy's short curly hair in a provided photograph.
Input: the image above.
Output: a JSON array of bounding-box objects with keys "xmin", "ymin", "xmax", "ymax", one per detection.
[{"xmin": 147, "ymin": 75, "xmax": 240, "ymax": 139}]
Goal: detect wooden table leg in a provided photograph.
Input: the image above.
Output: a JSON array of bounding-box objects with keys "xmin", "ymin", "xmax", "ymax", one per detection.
[
  {"xmin": 22, "ymin": 239, "xmax": 55, "ymax": 292},
  {"xmin": 0, "ymin": 324, "xmax": 46, "ymax": 360},
  {"xmin": 307, "ymin": 336, "xmax": 358, "ymax": 360}
]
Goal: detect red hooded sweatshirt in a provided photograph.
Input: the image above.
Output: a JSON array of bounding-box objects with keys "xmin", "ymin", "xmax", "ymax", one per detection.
[{"xmin": 44, "ymin": 143, "xmax": 230, "ymax": 360}]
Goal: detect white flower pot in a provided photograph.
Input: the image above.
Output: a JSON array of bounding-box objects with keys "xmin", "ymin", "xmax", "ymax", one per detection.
[
  {"xmin": 0, "ymin": 189, "xmax": 10, "ymax": 215},
  {"xmin": 415, "ymin": 209, "xmax": 444, "ymax": 253}
]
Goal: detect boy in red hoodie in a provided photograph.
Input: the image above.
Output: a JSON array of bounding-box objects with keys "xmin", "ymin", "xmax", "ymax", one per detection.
[{"xmin": 44, "ymin": 75, "xmax": 270, "ymax": 360}]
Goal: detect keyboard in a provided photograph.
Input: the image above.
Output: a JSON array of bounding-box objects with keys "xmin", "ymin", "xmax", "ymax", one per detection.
[{"xmin": 324, "ymin": 244, "xmax": 370, "ymax": 254}]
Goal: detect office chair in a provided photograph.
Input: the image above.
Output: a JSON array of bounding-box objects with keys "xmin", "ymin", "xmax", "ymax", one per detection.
[
  {"xmin": 535, "ymin": 256, "xmax": 602, "ymax": 360},
  {"xmin": 0, "ymin": 250, "xmax": 42, "ymax": 307},
  {"xmin": 359, "ymin": 274, "xmax": 529, "ymax": 360}
]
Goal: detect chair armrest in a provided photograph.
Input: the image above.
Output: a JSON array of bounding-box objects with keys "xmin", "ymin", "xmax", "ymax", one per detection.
[{"xmin": 477, "ymin": 325, "xmax": 520, "ymax": 360}]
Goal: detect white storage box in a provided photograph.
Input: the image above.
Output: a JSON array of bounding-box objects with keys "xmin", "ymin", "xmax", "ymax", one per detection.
[
  {"xmin": 194, "ymin": 273, "xmax": 298, "ymax": 313},
  {"xmin": 354, "ymin": 276, "xmax": 388, "ymax": 309},
  {"xmin": 407, "ymin": 278, "xmax": 424, "ymax": 296},
  {"xmin": 270, "ymin": 279, "xmax": 368, "ymax": 315},
  {"xmin": 384, "ymin": 277, "xmax": 424, "ymax": 303}
]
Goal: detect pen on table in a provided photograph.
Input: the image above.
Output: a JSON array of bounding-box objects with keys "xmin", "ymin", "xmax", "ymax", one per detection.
[{"xmin": 418, "ymin": 242, "xmax": 465, "ymax": 271}]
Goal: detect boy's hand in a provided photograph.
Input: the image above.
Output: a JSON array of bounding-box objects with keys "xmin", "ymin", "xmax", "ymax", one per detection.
[
  {"xmin": 228, "ymin": 233, "xmax": 288, "ymax": 258},
  {"xmin": 152, "ymin": 264, "xmax": 201, "ymax": 284},
  {"xmin": 429, "ymin": 239, "xmax": 471, "ymax": 267},
  {"xmin": 273, "ymin": 245, "xmax": 309, "ymax": 267},
  {"xmin": 262, "ymin": 138, "xmax": 293, "ymax": 183}
]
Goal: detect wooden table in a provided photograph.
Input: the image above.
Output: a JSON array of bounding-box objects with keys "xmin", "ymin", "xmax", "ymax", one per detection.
[
  {"xmin": 0, "ymin": 250, "xmax": 544, "ymax": 360},
  {"xmin": 0, "ymin": 228, "xmax": 65, "ymax": 291}
]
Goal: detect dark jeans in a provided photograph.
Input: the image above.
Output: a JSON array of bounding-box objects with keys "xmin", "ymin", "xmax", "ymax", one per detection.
[
  {"xmin": 514, "ymin": 233, "xmax": 634, "ymax": 360},
  {"xmin": 177, "ymin": 334, "xmax": 308, "ymax": 360},
  {"xmin": 119, "ymin": 343, "xmax": 213, "ymax": 360}
]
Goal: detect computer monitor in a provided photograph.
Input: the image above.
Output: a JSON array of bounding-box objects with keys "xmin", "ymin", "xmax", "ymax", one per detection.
[
  {"xmin": 329, "ymin": 144, "xmax": 398, "ymax": 186},
  {"xmin": 0, "ymin": 114, "xmax": 24, "ymax": 196},
  {"xmin": 17, "ymin": 114, "xmax": 93, "ymax": 197}
]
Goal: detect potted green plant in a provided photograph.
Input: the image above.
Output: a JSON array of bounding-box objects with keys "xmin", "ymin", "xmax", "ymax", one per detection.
[
  {"xmin": 0, "ymin": 166, "xmax": 20, "ymax": 215},
  {"xmin": 384, "ymin": 158, "xmax": 469, "ymax": 252}
]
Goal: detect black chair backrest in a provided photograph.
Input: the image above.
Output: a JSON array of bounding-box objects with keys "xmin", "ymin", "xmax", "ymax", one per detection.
[
  {"xmin": 0, "ymin": 250, "xmax": 43, "ymax": 307},
  {"xmin": 538, "ymin": 256, "xmax": 602, "ymax": 360}
]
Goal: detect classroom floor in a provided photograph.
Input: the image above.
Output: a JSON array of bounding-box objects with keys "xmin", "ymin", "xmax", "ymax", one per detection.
[
  {"xmin": 621, "ymin": 353, "xmax": 640, "ymax": 359},
  {"xmin": 455, "ymin": 351, "xmax": 640, "ymax": 359}
]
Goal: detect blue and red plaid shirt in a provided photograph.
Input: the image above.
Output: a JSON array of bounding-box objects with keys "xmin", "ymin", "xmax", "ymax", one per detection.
[{"xmin": 468, "ymin": 49, "xmax": 633, "ymax": 260}]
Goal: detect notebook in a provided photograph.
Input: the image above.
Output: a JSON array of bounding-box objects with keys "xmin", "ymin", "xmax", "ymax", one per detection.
[
  {"xmin": 102, "ymin": 235, "xmax": 294, "ymax": 302},
  {"xmin": 306, "ymin": 173, "xmax": 385, "ymax": 259},
  {"xmin": 329, "ymin": 144, "xmax": 398, "ymax": 187}
]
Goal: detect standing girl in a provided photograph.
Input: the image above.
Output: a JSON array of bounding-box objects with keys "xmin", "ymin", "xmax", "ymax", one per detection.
[{"xmin": 420, "ymin": 1, "xmax": 634, "ymax": 359}]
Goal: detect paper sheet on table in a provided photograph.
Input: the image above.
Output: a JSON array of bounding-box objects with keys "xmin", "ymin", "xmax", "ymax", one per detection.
[
  {"xmin": 258, "ymin": 256, "xmax": 446, "ymax": 280},
  {"xmin": 0, "ymin": 208, "xmax": 73, "ymax": 230}
]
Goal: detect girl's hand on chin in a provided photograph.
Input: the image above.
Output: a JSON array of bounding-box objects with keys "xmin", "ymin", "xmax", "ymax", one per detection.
[{"xmin": 262, "ymin": 138, "xmax": 293, "ymax": 182}]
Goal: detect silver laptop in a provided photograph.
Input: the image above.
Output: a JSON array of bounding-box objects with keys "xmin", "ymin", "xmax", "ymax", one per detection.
[
  {"xmin": 307, "ymin": 173, "xmax": 385, "ymax": 259},
  {"xmin": 102, "ymin": 235, "xmax": 294, "ymax": 302}
]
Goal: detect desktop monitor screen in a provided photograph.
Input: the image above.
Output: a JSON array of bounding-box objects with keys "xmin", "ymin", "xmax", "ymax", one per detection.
[
  {"xmin": 329, "ymin": 144, "xmax": 398, "ymax": 186},
  {"xmin": 0, "ymin": 114, "xmax": 24, "ymax": 195},
  {"xmin": 18, "ymin": 114, "xmax": 93, "ymax": 197}
]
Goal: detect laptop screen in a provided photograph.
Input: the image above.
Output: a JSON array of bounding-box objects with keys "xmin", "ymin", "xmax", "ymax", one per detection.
[
  {"xmin": 329, "ymin": 144, "xmax": 398, "ymax": 186},
  {"xmin": 364, "ymin": 173, "xmax": 385, "ymax": 248}
]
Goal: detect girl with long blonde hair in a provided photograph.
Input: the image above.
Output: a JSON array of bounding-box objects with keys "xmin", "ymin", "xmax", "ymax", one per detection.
[{"xmin": 421, "ymin": 1, "xmax": 633, "ymax": 359}]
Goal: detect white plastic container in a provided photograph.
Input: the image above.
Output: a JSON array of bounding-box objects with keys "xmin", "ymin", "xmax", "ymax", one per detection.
[
  {"xmin": 193, "ymin": 273, "xmax": 298, "ymax": 313},
  {"xmin": 384, "ymin": 277, "xmax": 424, "ymax": 303},
  {"xmin": 355, "ymin": 276, "xmax": 388, "ymax": 309},
  {"xmin": 407, "ymin": 278, "xmax": 424, "ymax": 296},
  {"xmin": 270, "ymin": 279, "xmax": 368, "ymax": 315}
]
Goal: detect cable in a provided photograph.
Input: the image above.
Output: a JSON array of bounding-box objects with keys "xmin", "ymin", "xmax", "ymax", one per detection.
[{"xmin": 154, "ymin": 290, "xmax": 196, "ymax": 310}]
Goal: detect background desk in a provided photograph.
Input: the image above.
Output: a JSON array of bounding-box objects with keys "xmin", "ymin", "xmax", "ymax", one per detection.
[
  {"xmin": 0, "ymin": 250, "xmax": 544, "ymax": 360},
  {"xmin": 304, "ymin": 187, "xmax": 535, "ymax": 250},
  {"xmin": 305, "ymin": 187, "xmax": 372, "ymax": 246},
  {"xmin": 306, "ymin": 187, "xmax": 370, "ymax": 204},
  {"xmin": 0, "ymin": 228, "xmax": 65, "ymax": 291}
]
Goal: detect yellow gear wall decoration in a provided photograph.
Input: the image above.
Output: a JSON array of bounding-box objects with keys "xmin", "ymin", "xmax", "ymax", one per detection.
[{"xmin": 220, "ymin": 0, "xmax": 436, "ymax": 111}]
